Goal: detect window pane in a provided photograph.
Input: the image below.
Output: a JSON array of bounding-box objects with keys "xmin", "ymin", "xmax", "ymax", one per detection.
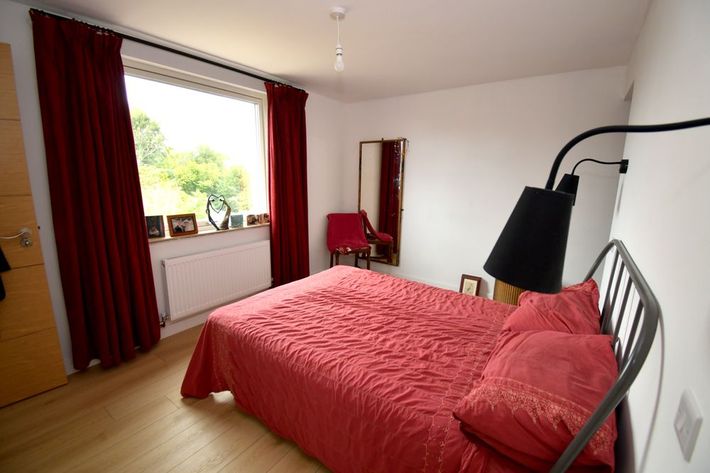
[{"xmin": 124, "ymin": 74, "xmax": 266, "ymax": 220}]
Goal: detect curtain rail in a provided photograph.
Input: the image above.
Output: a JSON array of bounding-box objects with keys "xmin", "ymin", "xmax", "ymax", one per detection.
[{"xmin": 29, "ymin": 8, "xmax": 292, "ymax": 88}]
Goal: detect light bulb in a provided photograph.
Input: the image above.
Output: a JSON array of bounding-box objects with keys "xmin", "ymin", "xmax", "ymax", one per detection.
[
  {"xmin": 330, "ymin": 7, "xmax": 346, "ymax": 72},
  {"xmin": 334, "ymin": 44, "xmax": 344, "ymax": 72}
]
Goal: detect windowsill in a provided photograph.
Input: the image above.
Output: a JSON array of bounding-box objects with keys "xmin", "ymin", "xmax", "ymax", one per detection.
[{"xmin": 148, "ymin": 223, "xmax": 270, "ymax": 245}]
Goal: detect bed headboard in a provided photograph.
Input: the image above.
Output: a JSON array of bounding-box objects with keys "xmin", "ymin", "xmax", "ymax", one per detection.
[{"xmin": 552, "ymin": 239, "xmax": 660, "ymax": 472}]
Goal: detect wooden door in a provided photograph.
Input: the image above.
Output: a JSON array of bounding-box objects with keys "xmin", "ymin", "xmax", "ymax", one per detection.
[{"xmin": 0, "ymin": 42, "xmax": 66, "ymax": 407}]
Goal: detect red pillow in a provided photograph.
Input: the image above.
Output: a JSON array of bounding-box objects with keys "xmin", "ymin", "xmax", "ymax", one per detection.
[
  {"xmin": 506, "ymin": 279, "xmax": 601, "ymax": 334},
  {"xmin": 454, "ymin": 330, "xmax": 618, "ymax": 472}
]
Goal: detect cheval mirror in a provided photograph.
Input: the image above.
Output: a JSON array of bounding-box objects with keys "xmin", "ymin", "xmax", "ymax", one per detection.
[{"xmin": 358, "ymin": 138, "xmax": 407, "ymax": 266}]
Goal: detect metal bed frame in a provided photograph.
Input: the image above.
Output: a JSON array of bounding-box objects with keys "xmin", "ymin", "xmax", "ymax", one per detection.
[{"xmin": 551, "ymin": 239, "xmax": 660, "ymax": 472}]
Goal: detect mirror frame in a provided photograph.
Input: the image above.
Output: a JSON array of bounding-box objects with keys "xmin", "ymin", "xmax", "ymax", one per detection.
[{"xmin": 357, "ymin": 138, "xmax": 407, "ymax": 266}]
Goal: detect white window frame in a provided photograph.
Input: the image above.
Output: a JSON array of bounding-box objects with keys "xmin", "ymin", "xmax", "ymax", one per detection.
[{"xmin": 122, "ymin": 58, "xmax": 269, "ymax": 226}]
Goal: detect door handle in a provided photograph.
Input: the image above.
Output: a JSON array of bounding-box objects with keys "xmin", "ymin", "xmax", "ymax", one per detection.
[{"xmin": 0, "ymin": 227, "xmax": 33, "ymax": 247}]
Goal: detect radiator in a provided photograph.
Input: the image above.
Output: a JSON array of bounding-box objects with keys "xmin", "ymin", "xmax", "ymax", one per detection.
[{"xmin": 162, "ymin": 241, "xmax": 271, "ymax": 321}]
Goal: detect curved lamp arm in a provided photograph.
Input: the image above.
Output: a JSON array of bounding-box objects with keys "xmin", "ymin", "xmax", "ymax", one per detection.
[{"xmin": 545, "ymin": 117, "xmax": 710, "ymax": 190}]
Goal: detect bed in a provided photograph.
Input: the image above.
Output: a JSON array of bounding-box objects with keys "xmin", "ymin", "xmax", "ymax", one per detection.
[{"xmin": 181, "ymin": 240, "xmax": 658, "ymax": 472}]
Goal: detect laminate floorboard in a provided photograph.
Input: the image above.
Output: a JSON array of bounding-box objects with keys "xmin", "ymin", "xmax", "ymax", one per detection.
[{"xmin": 0, "ymin": 325, "xmax": 329, "ymax": 473}]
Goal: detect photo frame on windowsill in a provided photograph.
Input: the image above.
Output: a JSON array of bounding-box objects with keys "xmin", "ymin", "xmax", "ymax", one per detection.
[
  {"xmin": 459, "ymin": 274, "xmax": 482, "ymax": 297},
  {"xmin": 167, "ymin": 213, "xmax": 198, "ymax": 237},
  {"xmin": 145, "ymin": 215, "xmax": 165, "ymax": 239}
]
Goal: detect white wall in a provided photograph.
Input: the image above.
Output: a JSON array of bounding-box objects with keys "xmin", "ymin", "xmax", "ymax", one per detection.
[
  {"xmin": 306, "ymin": 93, "xmax": 346, "ymax": 273},
  {"xmin": 0, "ymin": 0, "xmax": 343, "ymax": 372},
  {"xmin": 342, "ymin": 67, "xmax": 631, "ymax": 296},
  {"xmin": 610, "ymin": 0, "xmax": 710, "ymax": 471}
]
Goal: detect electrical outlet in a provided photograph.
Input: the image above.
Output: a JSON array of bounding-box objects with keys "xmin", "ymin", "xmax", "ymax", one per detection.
[{"xmin": 674, "ymin": 389, "xmax": 703, "ymax": 461}]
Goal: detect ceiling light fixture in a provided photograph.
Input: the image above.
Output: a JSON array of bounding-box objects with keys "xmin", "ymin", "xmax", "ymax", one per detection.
[{"xmin": 330, "ymin": 6, "xmax": 346, "ymax": 72}]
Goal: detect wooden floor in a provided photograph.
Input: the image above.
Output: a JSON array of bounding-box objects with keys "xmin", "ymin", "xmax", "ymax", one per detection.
[{"xmin": 0, "ymin": 325, "xmax": 328, "ymax": 473}]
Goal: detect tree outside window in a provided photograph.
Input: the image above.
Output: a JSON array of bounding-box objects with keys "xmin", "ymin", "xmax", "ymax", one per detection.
[{"xmin": 125, "ymin": 72, "xmax": 266, "ymax": 222}]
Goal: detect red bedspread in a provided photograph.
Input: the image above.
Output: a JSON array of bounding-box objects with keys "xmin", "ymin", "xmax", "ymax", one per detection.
[{"xmin": 181, "ymin": 266, "xmax": 516, "ymax": 472}]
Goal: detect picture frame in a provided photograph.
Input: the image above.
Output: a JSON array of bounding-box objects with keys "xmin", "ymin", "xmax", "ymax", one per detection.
[
  {"xmin": 459, "ymin": 274, "xmax": 482, "ymax": 297},
  {"xmin": 246, "ymin": 214, "xmax": 258, "ymax": 226},
  {"xmin": 145, "ymin": 215, "xmax": 165, "ymax": 239},
  {"xmin": 230, "ymin": 214, "xmax": 244, "ymax": 228},
  {"xmin": 167, "ymin": 213, "xmax": 198, "ymax": 237}
]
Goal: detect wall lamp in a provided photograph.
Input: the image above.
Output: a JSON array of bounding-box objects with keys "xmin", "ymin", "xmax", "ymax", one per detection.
[{"xmin": 484, "ymin": 117, "xmax": 710, "ymax": 294}]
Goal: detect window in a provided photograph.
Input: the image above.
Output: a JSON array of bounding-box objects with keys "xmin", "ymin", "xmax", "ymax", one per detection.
[{"xmin": 124, "ymin": 64, "xmax": 267, "ymax": 226}]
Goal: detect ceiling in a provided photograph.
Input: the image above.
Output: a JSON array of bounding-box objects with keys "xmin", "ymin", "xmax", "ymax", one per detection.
[{"xmin": 31, "ymin": 0, "xmax": 650, "ymax": 102}]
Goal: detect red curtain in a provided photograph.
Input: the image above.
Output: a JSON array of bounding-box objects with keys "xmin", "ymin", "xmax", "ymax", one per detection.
[
  {"xmin": 378, "ymin": 141, "xmax": 402, "ymax": 253},
  {"xmin": 31, "ymin": 11, "xmax": 160, "ymax": 370},
  {"xmin": 264, "ymin": 83, "xmax": 310, "ymax": 286}
]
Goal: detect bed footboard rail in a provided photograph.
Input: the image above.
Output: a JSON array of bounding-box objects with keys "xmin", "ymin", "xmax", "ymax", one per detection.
[{"xmin": 551, "ymin": 239, "xmax": 660, "ymax": 472}]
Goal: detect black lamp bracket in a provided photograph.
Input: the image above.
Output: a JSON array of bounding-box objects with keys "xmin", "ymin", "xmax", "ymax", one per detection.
[{"xmin": 545, "ymin": 117, "xmax": 710, "ymax": 190}]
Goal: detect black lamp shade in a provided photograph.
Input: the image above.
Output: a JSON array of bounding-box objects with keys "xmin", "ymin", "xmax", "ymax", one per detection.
[{"xmin": 484, "ymin": 186, "xmax": 573, "ymax": 293}]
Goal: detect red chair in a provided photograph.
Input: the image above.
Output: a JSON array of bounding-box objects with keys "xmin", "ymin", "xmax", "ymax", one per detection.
[
  {"xmin": 326, "ymin": 213, "xmax": 371, "ymax": 269},
  {"xmin": 360, "ymin": 210, "xmax": 394, "ymax": 264}
]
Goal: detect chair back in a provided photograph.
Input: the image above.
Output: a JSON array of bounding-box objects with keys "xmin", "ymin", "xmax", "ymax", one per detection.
[
  {"xmin": 360, "ymin": 210, "xmax": 393, "ymax": 243},
  {"xmin": 326, "ymin": 213, "xmax": 368, "ymax": 252}
]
